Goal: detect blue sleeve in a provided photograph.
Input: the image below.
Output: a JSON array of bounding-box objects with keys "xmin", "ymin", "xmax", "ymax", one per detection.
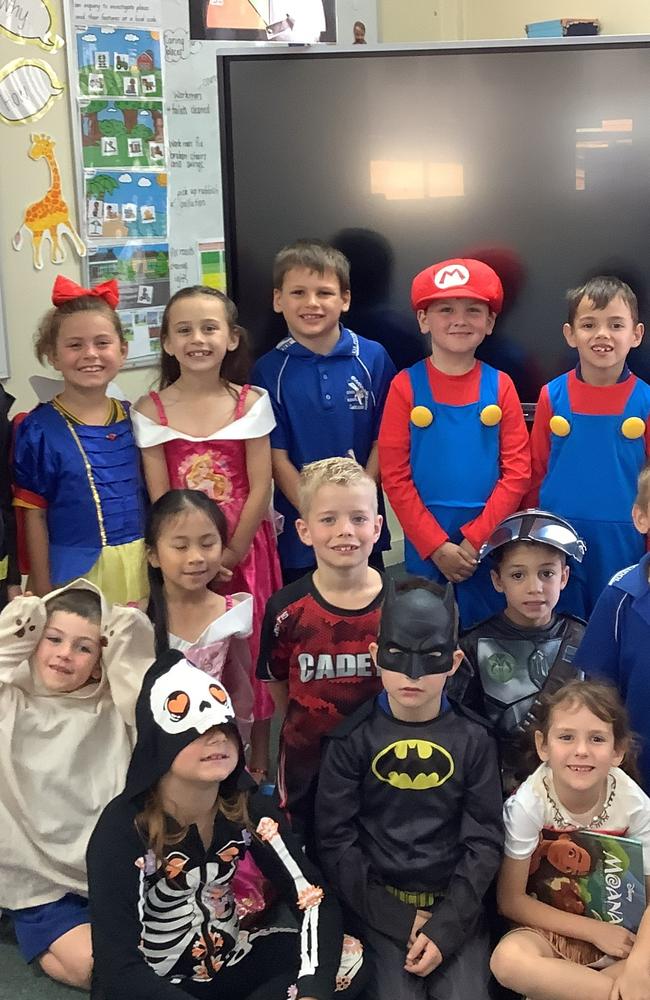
[
  {"xmin": 573, "ymin": 584, "xmax": 626, "ymax": 686},
  {"xmin": 370, "ymin": 345, "xmax": 397, "ymax": 439},
  {"xmin": 12, "ymin": 412, "xmax": 57, "ymax": 505},
  {"xmin": 252, "ymin": 354, "xmax": 289, "ymax": 452}
]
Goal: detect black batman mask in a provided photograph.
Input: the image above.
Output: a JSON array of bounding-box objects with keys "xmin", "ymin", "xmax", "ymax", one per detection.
[{"xmin": 377, "ymin": 581, "xmax": 457, "ymax": 679}]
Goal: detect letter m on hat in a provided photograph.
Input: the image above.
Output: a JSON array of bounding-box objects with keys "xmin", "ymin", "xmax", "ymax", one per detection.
[{"xmin": 434, "ymin": 263, "xmax": 470, "ymax": 289}]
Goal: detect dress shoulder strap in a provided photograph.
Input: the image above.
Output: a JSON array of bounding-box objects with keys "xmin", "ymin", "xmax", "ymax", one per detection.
[
  {"xmin": 235, "ymin": 384, "xmax": 251, "ymax": 420},
  {"xmin": 149, "ymin": 390, "xmax": 168, "ymax": 426}
]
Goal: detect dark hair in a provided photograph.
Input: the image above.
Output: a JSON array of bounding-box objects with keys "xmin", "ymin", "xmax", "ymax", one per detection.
[
  {"xmin": 273, "ymin": 239, "xmax": 350, "ymax": 294},
  {"xmin": 534, "ymin": 680, "xmax": 641, "ymax": 783},
  {"xmin": 491, "ymin": 539, "xmax": 567, "ymax": 571},
  {"xmin": 35, "ymin": 297, "xmax": 124, "ymax": 365},
  {"xmin": 45, "ymin": 587, "xmax": 102, "ymax": 626},
  {"xmin": 394, "ymin": 574, "xmax": 459, "ymax": 644},
  {"xmin": 157, "ymin": 286, "xmax": 251, "ymax": 391},
  {"xmin": 145, "ymin": 490, "xmax": 228, "ymax": 656},
  {"xmin": 567, "ymin": 275, "xmax": 638, "ymax": 326}
]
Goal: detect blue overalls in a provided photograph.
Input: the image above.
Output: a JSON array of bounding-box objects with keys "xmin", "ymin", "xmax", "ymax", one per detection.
[
  {"xmin": 540, "ymin": 372, "xmax": 650, "ymax": 619},
  {"xmin": 406, "ymin": 360, "xmax": 506, "ymax": 629}
]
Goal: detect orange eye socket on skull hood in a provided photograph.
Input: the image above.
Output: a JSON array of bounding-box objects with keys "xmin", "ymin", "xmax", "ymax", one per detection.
[
  {"xmin": 165, "ymin": 690, "xmax": 190, "ymax": 721},
  {"xmin": 210, "ymin": 684, "xmax": 228, "ymax": 704}
]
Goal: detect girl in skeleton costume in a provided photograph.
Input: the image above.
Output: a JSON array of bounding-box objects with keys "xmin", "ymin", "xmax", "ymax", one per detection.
[
  {"xmin": 0, "ymin": 581, "xmax": 155, "ymax": 989},
  {"xmin": 87, "ymin": 652, "xmax": 365, "ymax": 1000}
]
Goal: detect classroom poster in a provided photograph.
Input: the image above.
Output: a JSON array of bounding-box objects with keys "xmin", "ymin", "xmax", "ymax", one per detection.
[
  {"xmin": 198, "ymin": 239, "xmax": 226, "ymax": 290},
  {"xmin": 87, "ymin": 242, "xmax": 169, "ymax": 360},
  {"xmin": 84, "ymin": 170, "xmax": 168, "ymax": 239},
  {"xmin": 72, "ymin": 0, "xmax": 162, "ymax": 29},
  {"xmin": 163, "ymin": 25, "xmax": 222, "ymax": 292},
  {"xmin": 77, "ymin": 27, "xmax": 163, "ymax": 98},
  {"xmin": 80, "ymin": 98, "xmax": 166, "ymax": 169}
]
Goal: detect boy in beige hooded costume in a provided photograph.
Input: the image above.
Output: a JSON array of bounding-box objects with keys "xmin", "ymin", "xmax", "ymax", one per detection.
[{"xmin": 0, "ymin": 579, "xmax": 154, "ymax": 988}]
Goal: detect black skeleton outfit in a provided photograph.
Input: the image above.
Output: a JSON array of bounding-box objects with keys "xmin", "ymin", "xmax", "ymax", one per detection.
[{"xmin": 87, "ymin": 652, "xmax": 364, "ymax": 1000}]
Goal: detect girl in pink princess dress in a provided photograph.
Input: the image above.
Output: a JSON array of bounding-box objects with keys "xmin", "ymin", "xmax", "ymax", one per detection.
[{"xmin": 133, "ymin": 287, "xmax": 282, "ymax": 777}]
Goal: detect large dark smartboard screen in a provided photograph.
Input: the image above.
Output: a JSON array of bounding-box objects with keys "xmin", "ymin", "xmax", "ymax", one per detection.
[{"xmin": 220, "ymin": 43, "xmax": 650, "ymax": 403}]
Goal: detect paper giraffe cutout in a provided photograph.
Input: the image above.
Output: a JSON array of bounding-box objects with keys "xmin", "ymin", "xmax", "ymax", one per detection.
[{"xmin": 12, "ymin": 133, "xmax": 86, "ymax": 270}]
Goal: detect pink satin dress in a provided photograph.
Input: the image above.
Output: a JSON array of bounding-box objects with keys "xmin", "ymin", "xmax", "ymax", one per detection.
[{"xmin": 144, "ymin": 386, "xmax": 281, "ymax": 719}]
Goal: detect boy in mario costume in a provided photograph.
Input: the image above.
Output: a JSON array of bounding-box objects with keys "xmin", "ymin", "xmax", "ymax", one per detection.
[
  {"xmin": 379, "ymin": 258, "xmax": 530, "ymax": 628},
  {"xmin": 525, "ymin": 275, "xmax": 650, "ymax": 618}
]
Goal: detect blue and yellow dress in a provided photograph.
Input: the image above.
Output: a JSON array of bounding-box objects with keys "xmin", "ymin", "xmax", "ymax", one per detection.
[{"xmin": 13, "ymin": 397, "xmax": 148, "ymax": 604}]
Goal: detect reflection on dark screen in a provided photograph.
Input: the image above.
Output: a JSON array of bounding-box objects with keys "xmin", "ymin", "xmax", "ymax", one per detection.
[{"xmin": 221, "ymin": 44, "xmax": 650, "ymax": 403}]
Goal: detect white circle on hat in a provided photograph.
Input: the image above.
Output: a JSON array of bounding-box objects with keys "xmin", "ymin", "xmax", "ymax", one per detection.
[{"xmin": 434, "ymin": 264, "xmax": 470, "ymax": 289}]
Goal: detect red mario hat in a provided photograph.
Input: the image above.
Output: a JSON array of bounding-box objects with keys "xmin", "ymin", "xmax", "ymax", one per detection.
[{"xmin": 411, "ymin": 258, "xmax": 504, "ymax": 315}]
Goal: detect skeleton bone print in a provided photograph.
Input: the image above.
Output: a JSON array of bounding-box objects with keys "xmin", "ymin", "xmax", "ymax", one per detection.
[{"xmin": 138, "ymin": 848, "xmax": 241, "ymax": 981}]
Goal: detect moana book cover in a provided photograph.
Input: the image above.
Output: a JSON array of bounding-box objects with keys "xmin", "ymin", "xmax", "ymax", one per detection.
[{"xmin": 527, "ymin": 829, "xmax": 646, "ymax": 932}]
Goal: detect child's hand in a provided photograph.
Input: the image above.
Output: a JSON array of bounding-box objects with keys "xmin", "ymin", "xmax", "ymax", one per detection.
[
  {"xmin": 459, "ymin": 537, "xmax": 479, "ymax": 561},
  {"xmin": 213, "ymin": 563, "xmax": 234, "ymax": 584},
  {"xmin": 588, "ymin": 921, "xmax": 636, "ymax": 959},
  {"xmin": 431, "ymin": 541, "xmax": 477, "ymax": 583},
  {"xmin": 220, "ymin": 547, "xmax": 240, "ymax": 573},
  {"xmin": 610, "ymin": 960, "xmax": 650, "ymax": 1000},
  {"xmin": 404, "ymin": 931, "xmax": 443, "ymax": 977},
  {"xmin": 408, "ymin": 908, "xmax": 432, "ymax": 947}
]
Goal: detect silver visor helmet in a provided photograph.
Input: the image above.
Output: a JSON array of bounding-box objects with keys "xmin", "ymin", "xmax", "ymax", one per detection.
[{"xmin": 479, "ymin": 509, "xmax": 586, "ymax": 563}]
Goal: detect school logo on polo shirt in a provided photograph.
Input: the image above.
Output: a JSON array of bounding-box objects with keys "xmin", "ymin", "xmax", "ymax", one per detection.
[{"xmin": 346, "ymin": 375, "xmax": 369, "ymax": 410}]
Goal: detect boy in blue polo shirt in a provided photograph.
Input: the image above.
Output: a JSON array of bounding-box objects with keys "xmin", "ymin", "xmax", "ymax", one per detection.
[
  {"xmin": 252, "ymin": 239, "xmax": 396, "ymax": 582},
  {"xmin": 574, "ymin": 461, "xmax": 650, "ymax": 793}
]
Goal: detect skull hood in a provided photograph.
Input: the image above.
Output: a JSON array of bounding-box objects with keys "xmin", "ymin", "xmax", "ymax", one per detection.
[
  {"xmin": 125, "ymin": 650, "xmax": 253, "ymax": 801},
  {"xmin": 377, "ymin": 581, "xmax": 457, "ymax": 679}
]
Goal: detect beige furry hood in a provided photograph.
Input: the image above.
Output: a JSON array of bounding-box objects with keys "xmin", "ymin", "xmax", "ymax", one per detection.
[{"xmin": 0, "ymin": 580, "xmax": 155, "ymax": 909}]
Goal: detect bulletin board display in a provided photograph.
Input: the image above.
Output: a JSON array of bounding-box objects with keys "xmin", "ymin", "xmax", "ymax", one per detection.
[{"xmin": 63, "ymin": 0, "xmax": 169, "ymax": 368}]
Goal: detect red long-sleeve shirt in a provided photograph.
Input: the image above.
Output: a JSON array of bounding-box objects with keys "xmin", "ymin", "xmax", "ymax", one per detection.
[
  {"xmin": 524, "ymin": 370, "xmax": 650, "ymax": 508},
  {"xmin": 379, "ymin": 361, "xmax": 530, "ymax": 559}
]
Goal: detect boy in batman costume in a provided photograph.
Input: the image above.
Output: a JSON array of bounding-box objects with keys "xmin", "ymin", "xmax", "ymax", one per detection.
[
  {"xmin": 316, "ymin": 578, "xmax": 503, "ymax": 1000},
  {"xmin": 449, "ymin": 509, "xmax": 586, "ymax": 795}
]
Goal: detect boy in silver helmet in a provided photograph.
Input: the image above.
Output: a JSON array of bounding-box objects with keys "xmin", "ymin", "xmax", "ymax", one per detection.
[{"xmin": 449, "ymin": 508, "xmax": 586, "ymax": 794}]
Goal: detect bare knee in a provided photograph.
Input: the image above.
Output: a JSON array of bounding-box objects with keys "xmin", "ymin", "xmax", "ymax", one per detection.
[
  {"xmin": 39, "ymin": 926, "xmax": 93, "ymax": 990},
  {"xmin": 490, "ymin": 937, "xmax": 520, "ymax": 986},
  {"xmin": 40, "ymin": 949, "xmax": 91, "ymax": 989}
]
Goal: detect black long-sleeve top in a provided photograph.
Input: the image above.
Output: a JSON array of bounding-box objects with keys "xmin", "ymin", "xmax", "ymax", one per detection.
[
  {"xmin": 88, "ymin": 791, "xmax": 342, "ymax": 1000},
  {"xmin": 315, "ymin": 695, "xmax": 504, "ymax": 960}
]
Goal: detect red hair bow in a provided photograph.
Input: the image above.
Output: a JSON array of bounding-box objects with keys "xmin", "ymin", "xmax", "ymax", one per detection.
[{"xmin": 52, "ymin": 275, "xmax": 120, "ymax": 310}]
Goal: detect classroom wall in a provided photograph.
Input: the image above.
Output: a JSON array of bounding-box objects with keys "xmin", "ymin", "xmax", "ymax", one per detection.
[
  {"xmin": 379, "ymin": 0, "xmax": 464, "ymax": 42},
  {"xmin": 466, "ymin": 0, "xmax": 650, "ymax": 39},
  {"xmin": 378, "ymin": 0, "xmax": 650, "ymax": 42}
]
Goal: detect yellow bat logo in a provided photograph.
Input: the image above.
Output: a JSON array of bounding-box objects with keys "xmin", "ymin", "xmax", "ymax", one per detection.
[{"xmin": 371, "ymin": 739, "xmax": 454, "ymax": 790}]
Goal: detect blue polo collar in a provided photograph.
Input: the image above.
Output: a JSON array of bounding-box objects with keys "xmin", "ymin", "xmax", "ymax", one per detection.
[
  {"xmin": 275, "ymin": 326, "xmax": 357, "ymax": 359},
  {"xmin": 610, "ymin": 551, "xmax": 650, "ymax": 600},
  {"xmin": 575, "ymin": 361, "xmax": 631, "ymax": 384}
]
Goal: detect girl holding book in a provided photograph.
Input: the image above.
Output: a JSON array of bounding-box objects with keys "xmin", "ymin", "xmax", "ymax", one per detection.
[{"xmin": 491, "ymin": 681, "xmax": 650, "ymax": 1000}]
